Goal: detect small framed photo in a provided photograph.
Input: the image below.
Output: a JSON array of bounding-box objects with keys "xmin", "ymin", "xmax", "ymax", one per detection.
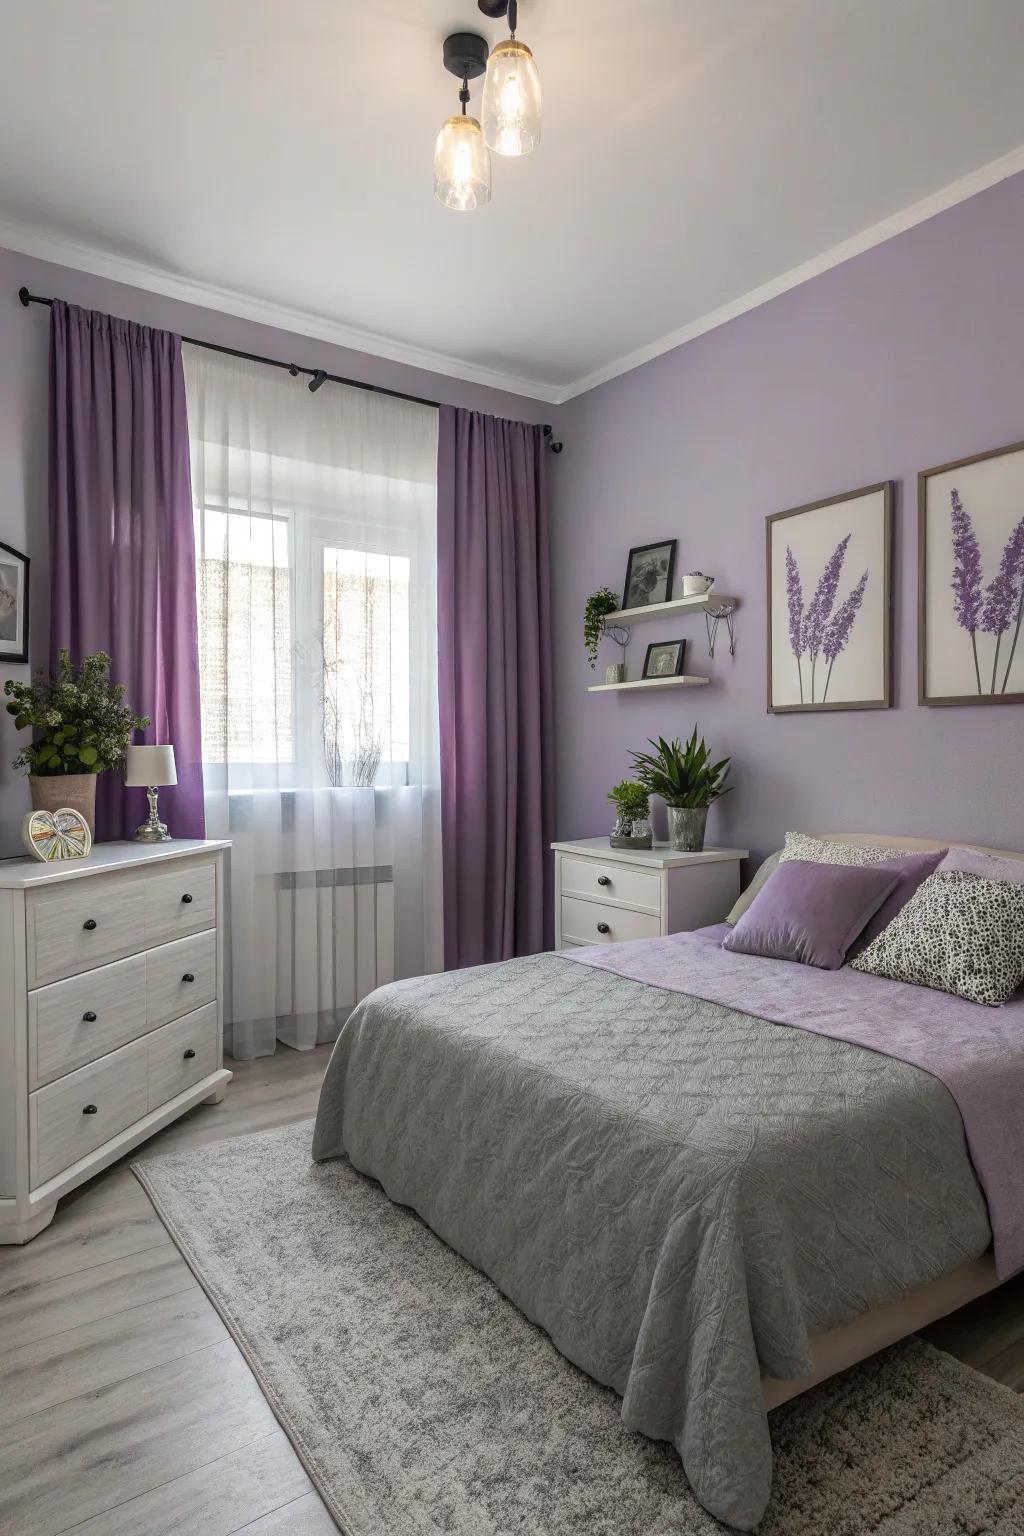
[
  {"xmin": 642, "ymin": 638, "xmax": 686, "ymax": 679},
  {"xmin": 0, "ymin": 542, "xmax": 29, "ymax": 663},
  {"xmin": 622, "ymin": 540, "xmax": 676, "ymax": 611}
]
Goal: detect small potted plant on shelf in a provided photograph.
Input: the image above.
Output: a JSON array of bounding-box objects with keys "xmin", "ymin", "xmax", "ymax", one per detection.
[
  {"xmin": 607, "ymin": 779, "xmax": 653, "ymax": 850},
  {"xmin": 584, "ymin": 586, "xmax": 628, "ymax": 682},
  {"xmin": 630, "ymin": 727, "xmax": 732, "ymax": 852},
  {"xmin": 4, "ymin": 649, "xmax": 149, "ymax": 837}
]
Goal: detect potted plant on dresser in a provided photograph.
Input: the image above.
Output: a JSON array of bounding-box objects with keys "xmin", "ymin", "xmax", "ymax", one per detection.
[
  {"xmin": 630, "ymin": 727, "xmax": 732, "ymax": 852},
  {"xmin": 3, "ymin": 648, "xmax": 149, "ymax": 837}
]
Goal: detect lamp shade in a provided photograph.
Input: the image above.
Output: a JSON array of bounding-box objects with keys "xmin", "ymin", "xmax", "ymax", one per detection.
[
  {"xmin": 433, "ymin": 114, "xmax": 491, "ymax": 211},
  {"xmin": 481, "ymin": 37, "xmax": 541, "ymax": 157},
  {"xmin": 125, "ymin": 744, "xmax": 177, "ymax": 788}
]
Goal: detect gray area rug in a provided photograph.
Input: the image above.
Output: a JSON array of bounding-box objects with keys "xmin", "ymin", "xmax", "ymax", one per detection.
[{"xmin": 134, "ymin": 1122, "xmax": 1024, "ymax": 1535}]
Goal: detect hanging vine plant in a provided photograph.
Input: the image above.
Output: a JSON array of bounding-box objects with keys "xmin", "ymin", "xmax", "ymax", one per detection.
[{"xmin": 584, "ymin": 587, "xmax": 620, "ymax": 669}]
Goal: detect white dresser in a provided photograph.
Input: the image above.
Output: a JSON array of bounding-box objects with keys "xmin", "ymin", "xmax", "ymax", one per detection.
[
  {"xmin": 0, "ymin": 839, "xmax": 232, "ymax": 1243},
  {"xmin": 552, "ymin": 838, "xmax": 748, "ymax": 949}
]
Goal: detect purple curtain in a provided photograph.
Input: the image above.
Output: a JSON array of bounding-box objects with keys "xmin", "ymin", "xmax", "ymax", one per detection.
[
  {"xmin": 437, "ymin": 406, "xmax": 555, "ymax": 968},
  {"xmin": 49, "ymin": 301, "xmax": 204, "ymax": 841}
]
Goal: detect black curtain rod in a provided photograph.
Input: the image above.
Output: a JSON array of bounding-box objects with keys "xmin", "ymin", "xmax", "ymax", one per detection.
[{"xmin": 17, "ymin": 286, "xmax": 563, "ymax": 452}]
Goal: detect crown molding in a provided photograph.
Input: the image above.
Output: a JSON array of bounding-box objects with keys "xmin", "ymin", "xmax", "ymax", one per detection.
[
  {"xmin": 558, "ymin": 141, "xmax": 1024, "ymax": 403},
  {"xmin": 0, "ymin": 216, "xmax": 563, "ymax": 406}
]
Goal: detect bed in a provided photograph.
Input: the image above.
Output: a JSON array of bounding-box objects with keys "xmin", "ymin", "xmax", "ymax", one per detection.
[{"xmin": 312, "ymin": 832, "xmax": 1024, "ymax": 1531}]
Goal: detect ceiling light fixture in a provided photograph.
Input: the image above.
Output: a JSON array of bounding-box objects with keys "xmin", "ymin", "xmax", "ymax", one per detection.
[
  {"xmin": 478, "ymin": 0, "xmax": 541, "ymax": 157},
  {"xmin": 434, "ymin": 33, "xmax": 491, "ymax": 213}
]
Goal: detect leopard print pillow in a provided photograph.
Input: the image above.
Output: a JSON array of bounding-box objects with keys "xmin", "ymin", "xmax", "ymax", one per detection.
[
  {"xmin": 780, "ymin": 831, "xmax": 906, "ymax": 866},
  {"xmin": 850, "ymin": 869, "xmax": 1024, "ymax": 1006}
]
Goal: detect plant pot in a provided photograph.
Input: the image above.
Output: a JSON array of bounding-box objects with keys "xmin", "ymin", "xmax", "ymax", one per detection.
[
  {"xmin": 604, "ymin": 662, "xmax": 627, "ymax": 685},
  {"xmin": 666, "ymin": 805, "xmax": 708, "ymax": 853},
  {"xmin": 30, "ymin": 774, "xmax": 98, "ymax": 838},
  {"xmin": 610, "ymin": 815, "xmax": 653, "ymax": 851}
]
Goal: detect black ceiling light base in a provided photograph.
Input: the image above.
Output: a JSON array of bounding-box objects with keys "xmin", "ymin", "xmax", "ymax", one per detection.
[
  {"xmin": 443, "ymin": 32, "xmax": 489, "ymax": 81},
  {"xmin": 478, "ymin": 0, "xmax": 510, "ymax": 16}
]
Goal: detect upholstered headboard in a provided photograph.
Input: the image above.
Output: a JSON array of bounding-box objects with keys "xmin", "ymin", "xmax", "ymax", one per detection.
[{"xmin": 822, "ymin": 832, "xmax": 1024, "ymax": 863}]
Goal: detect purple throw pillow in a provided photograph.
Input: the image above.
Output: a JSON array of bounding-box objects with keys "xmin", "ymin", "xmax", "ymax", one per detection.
[
  {"xmin": 854, "ymin": 849, "xmax": 946, "ymax": 948},
  {"xmin": 722, "ymin": 859, "xmax": 899, "ymax": 970},
  {"xmin": 938, "ymin": 847, "xmax": 1024, "ymax": 886}
]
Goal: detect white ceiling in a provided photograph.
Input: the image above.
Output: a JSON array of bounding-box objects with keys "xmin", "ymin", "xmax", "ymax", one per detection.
[{"xmin": 1, "ymin": 0, "xmax": 1023, "ymax": 401}]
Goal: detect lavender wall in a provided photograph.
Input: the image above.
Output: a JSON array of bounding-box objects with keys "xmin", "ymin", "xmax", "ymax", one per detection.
[
  {"xmin": 553, "ymin": 173, "xmax": 1024, "ymax": 867},
  {"xmin": 0, "ymin": 244, "xmax": 555, "ymax": 856}
]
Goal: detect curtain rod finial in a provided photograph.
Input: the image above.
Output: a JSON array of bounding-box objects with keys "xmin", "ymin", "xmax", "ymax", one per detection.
[{"xmin": 18, "ymin": 287, "xmax": 31, "ymax": 307}]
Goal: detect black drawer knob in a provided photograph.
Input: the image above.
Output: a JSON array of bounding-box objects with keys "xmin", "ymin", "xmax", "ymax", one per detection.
[
  {"xmin": 82, "ymin": 918, "xmax": 97, "ymax": 931},
  {"xmin": 597, "ymin": 875, "xmax": 611, "ymax": 886},
  {"xmin": 182, "ymin": 972, "xmax": 195, "ymax": 984},
  {"xmin": 82, "ymin": 1103, "xmax": 98, "ymax": 1115},
  {"xmin": 82, "ymin": 1010, "xmax": 98, "ymax": 1023},
  {"xmin": 597, "ymin": 922, "xmax": 611, "ymax": 934},
  {"xmin": 181, "ymin": 893, "xmax": 193, "ymax": 904},
  {"xmin": 183, "ymin": 1047, "xmax": 196, "ymax": 1059}
]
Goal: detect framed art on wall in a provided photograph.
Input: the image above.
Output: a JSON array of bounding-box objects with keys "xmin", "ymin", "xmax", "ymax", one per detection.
[
  {"xmin": 642, "ymin": 638, "xmax": 686, "ymax": 679},
  {"xmin": 0, "ymin": 541, "xmax": 29, "ymax": 663},
  {"xmin": 919, "ymin": 439, "xmax": 1024, "ymax": 706},
  {"xmin": 621, "ymin": 540, "xmax": 676, "ymax": 610},
  {"xmin": 766, "ymin": 481, "xmax": 892, "ymax": 713}
]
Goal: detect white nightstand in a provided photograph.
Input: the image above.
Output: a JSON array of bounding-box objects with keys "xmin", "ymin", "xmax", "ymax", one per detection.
[{"xmin": 551, "ymin": 838, "xmax": 748, "ymax": 950}]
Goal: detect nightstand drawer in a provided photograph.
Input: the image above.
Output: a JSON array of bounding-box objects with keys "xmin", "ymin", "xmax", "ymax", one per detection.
[
  {"xmin": 560, "ymin": 895, "xmax": 661, "ymax": 946},
  {"xmin": 145, "ymin": 859, "xmax": 217, "ymax": 946},
  {"xmin": 147, "ymin": 930, "xmax": 217, "ymax": 1027},
  {"xmin": 29, "ymin": 953, "xmax": 149, "ymax": 1088},
  {"xmin": 30, "ymin": 1037, "xmax": 149, "ymax": 1187},
  {"xmin": 27, "ymin": 874, "xmax": 147, "ymax": 986},
  {"xmin": 148, "ymin": 1003, "xmax": 219, "ymax": 1110},
  {"xmin": 560, "ymin": 855, "xmax": 661, "ymax": 914}
]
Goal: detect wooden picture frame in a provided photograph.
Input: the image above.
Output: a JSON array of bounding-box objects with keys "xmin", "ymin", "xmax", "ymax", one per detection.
[
  {"xmin": 642, "ymin": 639, "xmax": 686, "ymax": 679},
  {"xmin": 766, "ymin": 482, "xmax": 893, "ymax": 714},
  {"xmin": 621, "ymin": 540, "xmax": 677, "ymax": 611},
  {"xmin": 919, "ymin": 438, "xmax": 1024, "ymax": 707},
  {"xmin": 0, "ymin": 540, "xmax": 29, "ymax": 664}
]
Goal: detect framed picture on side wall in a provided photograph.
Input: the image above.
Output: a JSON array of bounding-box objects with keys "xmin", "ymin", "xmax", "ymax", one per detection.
[
  {"xmin": 919, "ymin": 438, "xmax": 1024, "ymax": 705},
  {"xmin": 0, "ymin": 541, "xmax": 29, "ymax": 663},
  {"xmin": 766, "ymin": 482, "xmax": 892, "ymax": 713},
  {"xmin": 621, "ymin": 540, "xmax": 677, "ymax": 611},
  {"xmin": 642, "ymin": 639, "xmax": 686, "ymax": 679}
]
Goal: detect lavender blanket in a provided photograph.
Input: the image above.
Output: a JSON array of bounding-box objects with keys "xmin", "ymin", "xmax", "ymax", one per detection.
[{"xmin": 566, "ymin": 926, "xmax": 1024, "ymax": 1279}]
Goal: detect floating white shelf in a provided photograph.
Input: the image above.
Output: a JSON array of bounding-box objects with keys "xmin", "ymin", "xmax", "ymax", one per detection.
[
  {"xmin": 614, "ymin": 593, "xmax": 737, "ymax": 625},
  {"xmin": 587, "ymin": 674, "xmax": 710, "ymax": 693}
]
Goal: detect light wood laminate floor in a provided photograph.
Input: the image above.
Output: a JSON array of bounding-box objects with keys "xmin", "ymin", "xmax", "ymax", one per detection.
[{"xmin": 2, "ymin": 1044, "xmax": 1024, "ymax": 1536}]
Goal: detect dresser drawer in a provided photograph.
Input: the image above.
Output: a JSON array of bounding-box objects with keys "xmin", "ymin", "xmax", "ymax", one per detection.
[
  {"xmin": 148, "ymin": 1003, "xmax": 219, "ymax": 1110},
  {"xmin": 559, "ymin": 855, "xmax": 661, "ymax": 915},
  {"xmin": 30, "ymin": 1037, "xmax": 148, "ymax": 1187},
  {"xmin": 146, "ymin": 930, "xmax": 217, "ymax": 1027},
  {"xmin": 27, "ymin": 874, "xmax": 147, "ymax": 986},
  {"xmin": 146, "ymin": 859, "xmax": 217, "ymax": 947},
  {"xmin": 29, "ymin": 954, "xmax": 148, "ymax": 1088},
  {"xmin": 560, "ymin": 895, "xmax": 661, "ymax": 946}
]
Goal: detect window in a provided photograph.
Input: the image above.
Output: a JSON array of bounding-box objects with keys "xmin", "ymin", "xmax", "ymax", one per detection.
[{"xmin": 321, "ymin": 547, "xmax": 411, "ymax": 786}]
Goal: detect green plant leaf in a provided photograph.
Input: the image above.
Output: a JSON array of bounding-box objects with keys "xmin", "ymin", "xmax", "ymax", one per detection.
[{"xmin": 78, "ymin": 745, "xmax": 99, "ymax": 766}]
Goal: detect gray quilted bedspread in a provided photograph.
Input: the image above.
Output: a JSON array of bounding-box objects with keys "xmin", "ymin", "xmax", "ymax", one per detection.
[{"xmin": 311, "ymin": 954, "xmax": 991, "ymax": 1530}]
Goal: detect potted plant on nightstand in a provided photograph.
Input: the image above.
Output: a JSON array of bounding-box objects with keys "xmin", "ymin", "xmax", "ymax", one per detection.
[
  {"xmin": 607, "ymin": 779, "xmax": 653, "ymax": 849},
  {"xmin": 4, "ymin": 649, "xmax": 149, "ymax": 837},
  {"xmin": 630, "ymin": 728, "xmax": 732, "ymax": 852}
]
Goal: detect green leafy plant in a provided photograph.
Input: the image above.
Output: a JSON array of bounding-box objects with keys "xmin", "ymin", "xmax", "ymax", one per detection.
[
  {"xmin": 4, "ymin": 649, "xmax": 149, "ymax": 777},
  {"xmin": 584, "ymin": 586, "xmax": 620, "ymax": 669},
  {"xmin": 607, "ymin": 779, "xmax": 650, "ymax": 822},
  {"xmin": 629, "ymin": 728, "xmax": 732, "ymax": 808}
]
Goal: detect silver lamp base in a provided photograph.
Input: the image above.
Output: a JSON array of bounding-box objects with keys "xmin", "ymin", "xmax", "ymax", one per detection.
[{"xmin": 133, "ymin": 785, "xmax": 172, "ymax": 843}]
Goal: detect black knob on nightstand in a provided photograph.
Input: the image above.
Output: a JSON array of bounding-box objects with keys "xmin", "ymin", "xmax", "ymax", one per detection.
[
  {"xmin": 82, "ymin": 1010, "xmax": 97, "ymax": 1023},
  {"xmin": 82, "ymin": 918, "xmax": 97, "ymax": 930},
  {"xmin": 597, "ymin": 922, "xmax": 611, "ymax": 934},
  {"xmin": 597, "ymin": 875, "xmax": 611, "ymax": 886},
  {"xmin": 82, "ymin": 1103, "xmax": 98, "ymax": 1115},
  {"xmin": 181, "ymin": 893, "xmax": 193, "ymax": 904},
  {"xmin": 183, "ymin": 1047, "xmax": 196, "ymax": 1059},
  {"xmin": 182, "ymin": 972, "xmax": 195, "ymax": 984}
]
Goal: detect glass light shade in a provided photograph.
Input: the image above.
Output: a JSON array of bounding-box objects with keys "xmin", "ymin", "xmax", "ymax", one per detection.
[
  {"xmin": 433, "ymin": 115, "xmax": 491, "ymax": 212},
  {"xmin": 482, "ymin": 37, "xmax": 541, "ymax": 156}
]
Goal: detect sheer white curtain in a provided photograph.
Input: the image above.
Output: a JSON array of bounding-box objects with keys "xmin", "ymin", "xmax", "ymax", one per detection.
[{"xmin": 184, "ymin": 347, "xmax": 442, "ymax": 1059}]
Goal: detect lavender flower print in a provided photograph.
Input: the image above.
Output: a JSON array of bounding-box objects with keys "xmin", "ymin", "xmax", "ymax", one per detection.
[
  {"xmin": 949, "ymin": 487, "xmax": 984, "ymax": 694},
  {"xmin": 821, "ymin": 570, "xmax": 868, "ymax": 702},
  {"xmin": 983, "ymin": 514, "xmax": 1024, "ymax": 694},
  {"xmin": 785, "ymin": 545, "xmax": 804, "ymax": 702},
  {"xmin": 802, "ymin": 534, "xmax": 850, "ymax": 702}
]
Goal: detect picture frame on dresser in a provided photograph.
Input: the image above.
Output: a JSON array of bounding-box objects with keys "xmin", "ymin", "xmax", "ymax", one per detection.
[{"xmin": 0, "ymin": 839, "xmax": 232, "ymax": 1243}]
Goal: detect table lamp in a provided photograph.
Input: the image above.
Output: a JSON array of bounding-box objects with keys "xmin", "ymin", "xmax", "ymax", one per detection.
[{"xmin": 124, "ymin": 745, "xmax": 177, "ymax": 842}]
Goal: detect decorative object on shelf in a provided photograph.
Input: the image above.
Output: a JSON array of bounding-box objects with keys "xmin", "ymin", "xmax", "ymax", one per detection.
[
  {"xmin": 642, "ymin": 638, "xmax": 686, "ymax": 680},
  {"xmin": 0, "ymin": 540, "xmax": 29, "ymax": 663},
  {"xmin": 435, "ymin": 33, "xmax": 491, "ymax": 212},
  {"xmin": 583, "ymin": 586, "xmax": 623, "ymax": 669},
  {"xmin": 622, "ymin": 540, "xmax": 677, "ymax": 611},
  {"xmin": 705, "ymin": 600, "xmax": 736, "ymax": 658},
  {"xmin": 125, "ymin": 744, "xmax": 177, "ymax": 843},
  {"xmin": 479, "ymin": 0, "xmax": 541, "ymax": 157},
  {"xmin": 630, "ymin": 729, "xmax": 732, "ymax": 853},
  {"xmin": 767, "ymin": 481, "xmax": 892, "ymax": 713},
  {"xmin": 604, "ymin": 662, "xmax": 626, "ymax": 685},
  {"xmin": 4, "ymin": 649, "xmax": 149, "ymax": 838},
  {"xmin": 682, "ymin": 571, "xmax": 715, "ymax": 597},
  {"xmin": 21, "ymin": 806, "xmax": 93, "ymax": 863},
  {"xmin": 606, "ymin": 780, "xmax": 653, "ymax": 850},
  {"xmin": 919, "ymin": 438, "xmax": 1024, "ymax": 705}
]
